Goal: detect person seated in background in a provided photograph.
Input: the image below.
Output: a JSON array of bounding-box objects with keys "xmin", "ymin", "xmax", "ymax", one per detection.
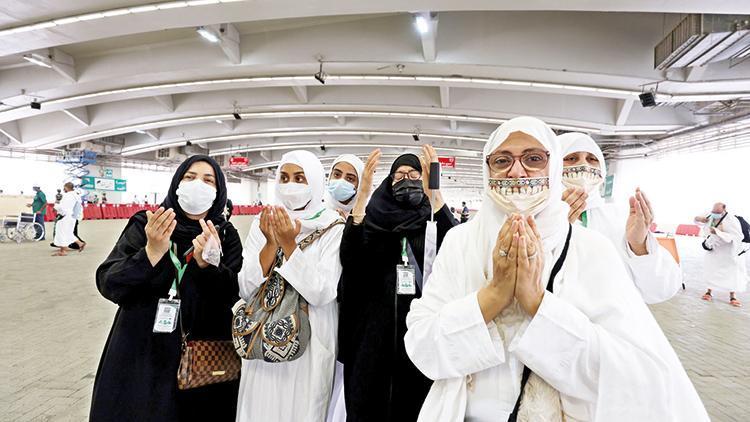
[
  {"xmin": 405, "ymin": 116, "xmax": 707, "ymax": 422},
  {"xmin": 557, "ymin": 132, "xmax": 682, "ymax": 304},
  {"xmin": 695, "ymin": 202, "xmax": 748, "ymax": 307},
  {"xmin": 91, "ymin": 155, "xmax": 243, "ymax": 421},
  {"xmin": 338, "ymin": 145, "xmax": 457, "ymax": 422},
  {"xmin": 52, "ymin": 183, "xmax": 85, "ymax": 256},
  {"xmin": 236, "ymin": 150, "xmax": 344, "ymax": 422},
  {"xmin": 324, "ymin": 154, "xmax": 365, "ymax": 220}
]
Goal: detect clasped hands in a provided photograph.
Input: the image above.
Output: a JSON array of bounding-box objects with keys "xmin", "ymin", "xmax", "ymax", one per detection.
[
  {"xmin": 479, "ymin": 214, "xmax": 545, "ymax": 320},
  {"xmin": 259, "ymin": 205, "xmax": 302, "ymax": 258}
]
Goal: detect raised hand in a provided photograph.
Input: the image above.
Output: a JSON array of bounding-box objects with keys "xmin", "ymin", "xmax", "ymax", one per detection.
[
  {"xmin": 514, "ymin": 217, "xmax": 545, "ymax": 316},
  {"xmin": 271, "ymin": 206, "xmax": 302, "ymax": 258},
  {"xmin": 352, "ymin": 149, "xmax": 381, "ymax": 224},
  {"xmin": 192, "ymin": 219, "xmax": 220, "ymax": 269},
  {"xmin": 626, "ymin": 188, "xmax": 653, "ymax": 256},
  {"xmin": 562, "ymin": 187, "xmax": 588, "ymax": 224},
  {"xmin": 144, "ymin": 207, "xmax": 177, "ymax": 267},
  {"xmin": 259, "ymin": 206, "xmax": 278, "ymax": 247}
]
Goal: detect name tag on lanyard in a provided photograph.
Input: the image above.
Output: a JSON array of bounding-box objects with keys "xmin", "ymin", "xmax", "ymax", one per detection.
[
  {"xmin": 397, "ymin": 238, "xmax": 416, "ymax": 295},
  {"xmin": 153, "ymin": 242, "xmax": 188, "ymax": 334}
]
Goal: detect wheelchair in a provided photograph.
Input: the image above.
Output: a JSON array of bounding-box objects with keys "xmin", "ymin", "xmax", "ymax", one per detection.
[{"xmin": 0, "ymin": 213, "xmax": 45, "ymax": 243}]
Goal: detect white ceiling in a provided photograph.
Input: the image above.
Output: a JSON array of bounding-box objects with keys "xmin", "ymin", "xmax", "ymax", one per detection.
[{"xmin": 1, "ymin": 1, "xmax": 749, "ymax": 186}]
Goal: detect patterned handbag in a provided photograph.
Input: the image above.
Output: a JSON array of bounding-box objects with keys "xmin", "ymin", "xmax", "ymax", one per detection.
[
  {"xmin": 232, "ymin": 220, "xmax": 342, "ymax": 363},
  {"xmin": 177, "ymin": 339, "xmax": 241, "ymax": 390}
]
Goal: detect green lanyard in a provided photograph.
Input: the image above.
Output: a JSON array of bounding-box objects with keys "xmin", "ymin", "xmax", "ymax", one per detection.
[
  {"xmin": 306, "ymin": 208, "xmax": 325, "ymax": 220},
  {"xmin": 401, "ymin": 238, "xmax": 408, "ymax": 265},
  {"xmin": 167, "ymin": 242, "xmax": 188, "ymax": 299},
  {"xmin": 580, "ymin": 210, "xmax": 588, "ymax": 228}
]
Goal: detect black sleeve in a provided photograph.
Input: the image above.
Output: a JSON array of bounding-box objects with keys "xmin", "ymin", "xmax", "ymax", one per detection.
[
  {"xmin": 340, "ymin": 215, "xmax": 367, "ymax": 267},
  {"xmin": 183, "ymin": 222, "xmax": 243, "ymax": 309},
  {"xmin": 434, "ymin": 204, "xmax": 458, "ymax": 251},
  {"xmin": 95, "ymin": 218, "xmax": 174, "ymax": 305}
]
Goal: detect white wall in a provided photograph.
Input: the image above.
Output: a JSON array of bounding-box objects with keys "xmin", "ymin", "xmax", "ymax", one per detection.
[
  {"xmin": 612, "ymin": 148, "xmax": 750, "ymax": 226},
  {"xmin": 0, "ymin": 155, "xmax": 67, "ymax": 199}
]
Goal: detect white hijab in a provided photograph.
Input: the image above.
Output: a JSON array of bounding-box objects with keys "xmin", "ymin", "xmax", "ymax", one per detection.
[
  {"xmin": 275, "ymin": 150, "xmax": 340, "ymax": 232},
  {"xmin": 557, "ymin": 132, "xmax": 606, "ymax": 210},
  {"xmin": 324, "ymin": 154, "xmax": 365, "ymax": 213},
  {"xmin": 472, "ymin": 116, "xmax": 570, "ymax": 278}
]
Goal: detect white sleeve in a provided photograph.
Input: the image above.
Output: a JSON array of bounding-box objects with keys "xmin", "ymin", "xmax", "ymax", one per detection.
[
  {"xmin": 622, "ymin": 232, "xmax": 682, "ymax": 304},
  {"xmin": 405, "ymin": 230, "xmax": 506, "ymax": 380},
  {"xmin": 275, "ymin": 225, "xmax": 344, "ymax": 307},
  {"xmin": 237, "ymin": 219, "xmax": 268, "ymax": 301}
]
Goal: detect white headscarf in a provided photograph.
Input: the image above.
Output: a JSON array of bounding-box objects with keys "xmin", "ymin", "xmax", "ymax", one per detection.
[
  {"xmin": 275, "ymin": 150, "xmax": 340, "ymax": 232},
  {"xmin": 324, "ymin": 154, "xmax": 365, "ymax": 213},
  {"xmin": 557, "ymin": 132, "xmax": 606, "ymax": 210},
  {"xmin": 474, "ymin": 116, "xmax": 570, "ymax": 266}
]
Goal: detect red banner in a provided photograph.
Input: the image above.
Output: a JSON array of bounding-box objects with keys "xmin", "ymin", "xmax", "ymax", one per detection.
[
  {"xmin": 438, "ymin": 156, "xmax": 456, "ymax": 168},
  {"xmin": 229, "ymin": 156, "xmax": 250, "ymax": 167}
]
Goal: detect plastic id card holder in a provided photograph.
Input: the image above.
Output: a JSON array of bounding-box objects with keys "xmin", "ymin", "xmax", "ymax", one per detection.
[
  {"xmin": 396, "ymin": 264, "xmax": 416, "ymax": 295},
  {"xmin": 153, "ymin": 298, "xmax": 181, "ymax": 333}
]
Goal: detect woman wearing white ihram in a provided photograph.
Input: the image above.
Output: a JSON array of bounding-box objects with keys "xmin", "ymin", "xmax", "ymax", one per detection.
[
  {"xmin": 404, "ymin": 117, "xmax": 707, "ymax": 421},
  {"xmin": 322, "ymin": 153, "xmax": 365, "ymax": 422},
  {"xmin": 557, "ymin": 132, "xmax": 682, "ymax": 304},
  {"xmin": 236, "ymin": 150, "xmax": 344, "ymax": 421}
]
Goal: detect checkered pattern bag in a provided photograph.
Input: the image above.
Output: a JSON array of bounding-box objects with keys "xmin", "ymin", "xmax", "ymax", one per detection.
[
  {"xmin": 177, "ymin": 339, "xmax": 241, "ymax": 390},
  {"xmin": 232, "ymin": 220, "xmax": 343, "ymax": 363}
]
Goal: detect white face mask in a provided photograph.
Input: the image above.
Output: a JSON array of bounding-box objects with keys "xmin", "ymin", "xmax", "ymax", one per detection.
[
  {"xmin": 562, "ymin": 165, "xmax": 603, "ymax": 193},
  {"xmin": 487, "ymin": 177, "xmax": 550, "ymax": 216},
  {"xmin": 277, "ymin": 182, "xmax": 312, "ymax": 210},
  {"xmin": 176, "ymin": 179, "xmax": 217, "ymax": 215}
]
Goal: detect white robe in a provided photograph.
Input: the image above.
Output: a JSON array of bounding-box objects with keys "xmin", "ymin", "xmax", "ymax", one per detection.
[
  {"xmin": 701, "ymin": 215, "xmax": 749, "ymax": 293},
  {"xmin": 404, "ymin": 223, "xmax": 708, "ymax": 422},
  {"xmin": 236, "ymin": 218, "xmax": 344, "ymax": 422},
  {"xmin": 53, "ymin": 191, "xmax": 79, "ymax": 247},
  {"xmin": 582, "ymin": 203, "xmax": 682, "ymax": 304}
]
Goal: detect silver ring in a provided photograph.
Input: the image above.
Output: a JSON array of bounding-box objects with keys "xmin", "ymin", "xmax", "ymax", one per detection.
[{"xmin": 498, "ymin": 249, "xmax": 508, "ymax": 257}]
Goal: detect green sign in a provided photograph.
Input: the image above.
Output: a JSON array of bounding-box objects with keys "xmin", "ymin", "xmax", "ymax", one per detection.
[
  {"xmin": 81, "ymin": 176, "xmax": 126, "ymax": 192},
  {"xmin": 603, "ymin": 174, "xmax": 614, "ymax": 198},
  {"xmin": 104, "ymin": 168, "xmax": 114, "ymax": 178}
]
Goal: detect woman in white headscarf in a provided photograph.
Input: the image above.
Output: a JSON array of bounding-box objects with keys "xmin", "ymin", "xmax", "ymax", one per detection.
[
  {"xmin": 404, "ymin": 117, "xmax": 707, "ymax": 421},
  {"xmin": 323, "ymin": 153, "xmax": 364, "ymax": 422},
  {"xmin": 324, "ymin": 154, "xmax": 366, "ymax": 218},
  {"xmin": 557, "ymin": 132, "xmax": 682, "ymax": 304},
  {"xmin": 236, "ymin": 150, "xmax": 344, "ymax": 422}
]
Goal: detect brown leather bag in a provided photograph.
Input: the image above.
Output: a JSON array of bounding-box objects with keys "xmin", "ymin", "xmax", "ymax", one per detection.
[{"xmin": 177, "ymin": 339, "xmax": 241, "ymax": 390}]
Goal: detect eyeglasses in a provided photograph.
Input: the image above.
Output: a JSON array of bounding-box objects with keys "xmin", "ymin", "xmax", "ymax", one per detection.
[
  {"xmin": 393, "ymin": 170, "xmax": 422, "ymax": 182},
  {"xmin": 485, "ymin": 150, "xmax": 550, "ymax": 173}
]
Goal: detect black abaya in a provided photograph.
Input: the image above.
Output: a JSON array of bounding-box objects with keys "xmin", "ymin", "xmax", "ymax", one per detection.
[{"xmin": 90, "ymin": 156, "xmax": 242, "ymax": 422}]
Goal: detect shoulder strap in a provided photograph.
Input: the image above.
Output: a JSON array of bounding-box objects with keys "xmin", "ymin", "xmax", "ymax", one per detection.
[
  {"xmin": 297, "ymin": 219, "xmax": 344, "ymax": 251},
  {"xmin": 509, "ymin": 224, "xmax": 572, "ymax": 422}
]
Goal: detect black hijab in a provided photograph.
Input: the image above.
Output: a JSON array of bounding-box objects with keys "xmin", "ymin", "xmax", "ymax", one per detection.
[
  {"xmin": 365, "ymin": 153, "xmax": 431, "ymax": 234},
  {"xmin": 160, "ymin": 155, "xmax": 228, "ymax": 245}
]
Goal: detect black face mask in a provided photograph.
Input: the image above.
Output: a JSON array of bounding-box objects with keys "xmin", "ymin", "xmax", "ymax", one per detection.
[{"xmin": 392, "ymin": 179, "xmax": 425, "ymax": 208}]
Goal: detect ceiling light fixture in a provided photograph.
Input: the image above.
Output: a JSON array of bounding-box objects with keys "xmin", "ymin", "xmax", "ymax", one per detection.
[
  {"xmin": 196, "ymin": 26, "xmax": 220, "ymax": 43},
  {"xmin": 22, "ymin": 54, "xmax": 52, "ymax": 68},
  {"xmin": 415, "ymin": 16, "xmax": 429, "ymax": 34}
]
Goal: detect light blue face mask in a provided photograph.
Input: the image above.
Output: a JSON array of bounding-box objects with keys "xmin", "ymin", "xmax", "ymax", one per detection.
[
  {"xmin": 326, "ymin": 178, "xmax": 357, "ymax": 202},
  {"xmin": 711, "ymin": 212, "xmax": 724, "ymax": 220}
]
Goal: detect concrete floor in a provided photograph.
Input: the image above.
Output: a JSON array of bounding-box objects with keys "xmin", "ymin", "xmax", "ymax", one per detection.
[{"xmin": 1, "ymin": 216, "xmax": 748, "ymax": 421}]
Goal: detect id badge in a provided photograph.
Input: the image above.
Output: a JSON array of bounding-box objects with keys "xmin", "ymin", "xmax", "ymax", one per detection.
[
  {"xmin": 153, "ymin": 298, "xmax": 181, "ymax": 333},
  {"xmin": 396, "ymin": 264, "xmax": 416, "ymax": 295}
]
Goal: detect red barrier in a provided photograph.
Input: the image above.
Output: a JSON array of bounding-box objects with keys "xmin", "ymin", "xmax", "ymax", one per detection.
[{"xmin": 676, "ymin": 224, "xmax": 701, "ymax": 236}]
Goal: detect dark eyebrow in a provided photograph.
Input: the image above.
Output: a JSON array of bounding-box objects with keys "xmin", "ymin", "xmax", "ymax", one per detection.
[{"xmin": 494, "ymin": 148, "xmax": 547, "ymax": 155}]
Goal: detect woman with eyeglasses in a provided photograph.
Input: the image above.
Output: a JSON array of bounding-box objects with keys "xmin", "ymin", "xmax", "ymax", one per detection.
[
  {"xmin": 404, "ymin": 117, "xmax": 707, "ymax": 422},
  {"xmin": 338, "ymin": 146, "xmax": 457, "ymax": 422}
]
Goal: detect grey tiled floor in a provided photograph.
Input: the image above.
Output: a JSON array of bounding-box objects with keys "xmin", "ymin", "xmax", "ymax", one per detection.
[{"xmin": 0, "ymin": 217, "xmax": 748, "ymax": 421}]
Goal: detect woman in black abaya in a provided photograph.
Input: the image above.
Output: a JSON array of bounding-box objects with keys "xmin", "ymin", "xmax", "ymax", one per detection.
[
  {"xmin": 90, "ymin": 155, "xmax": 242, "ymax": 422},
  {"xmin": 339, "ymin": 146, "xmax": 457, "ymax": 422}
]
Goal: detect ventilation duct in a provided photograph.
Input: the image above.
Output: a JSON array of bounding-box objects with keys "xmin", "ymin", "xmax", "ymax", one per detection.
[{"xmin": 654, "ymin": 14, "xmax": 750, "ymax": 70}]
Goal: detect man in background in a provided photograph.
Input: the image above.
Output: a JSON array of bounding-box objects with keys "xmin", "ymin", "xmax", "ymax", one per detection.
[
  {"xmin": 695, "ymin": 202, "xmax": 748, "ymax": 307},
  {"xmin": 55, "ymin": 189, "xmax": 63, "ymax": 204},
  {"xmin": 460, "ymin": 201, "xmax": 470, "ymax": 223},
  {"xmin": 27, "ymin": 185, "xmax": 47, "ymax": 240}
]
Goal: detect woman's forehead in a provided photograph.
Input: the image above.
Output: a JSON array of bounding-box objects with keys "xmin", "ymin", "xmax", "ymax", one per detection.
[
  {"xmin": 333, "ymin": 161, "xmax": 357, "ymax": 176},
  {"xmin": 491, "ymin": 131, "xmax": 546, "ymax": 154},
  {"xmin": 395, "ymin": 164, "xmax": 418, "ymax": 173},
  {"xmin": 280, "ymin": 162, "xmax": 305, "ymax": 174},
  {"xmin": 185, "ymin": 161, "xmax": 215, "ymax": 177}
]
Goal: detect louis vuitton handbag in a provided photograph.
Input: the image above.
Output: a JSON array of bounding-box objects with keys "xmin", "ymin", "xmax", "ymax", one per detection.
[{"xmin": 231, "ymin": 220, "xmax": 342, "ymax": 363}]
